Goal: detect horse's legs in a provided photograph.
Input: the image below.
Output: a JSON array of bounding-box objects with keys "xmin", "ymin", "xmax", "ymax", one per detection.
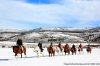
[
  {"xmin": 21, "ymin": 53, "xmax": 22, "ymax": 58},
  {"xmin": 53, "ymin": 52, "xmax": 55, "ymax": 56},
  {"xmin": 21, "ymin": 49, "xmax": 22, "ymax": 58},
  {"xmin": 65, "ymin": 52, "xmax": 66, "ymax": 55},
  {"xmin": 58, "ymin": 51, "xmax": 60, "ymax": 55},
  {"xmin": 61, "ymin": 50, "xmax": 64, "ymax": 55},
  {"xmin": 15, "ymin": 53, "xmax": 17, "ymax": 56},
  {"xmin": 72, "ymin": 51, "xmax": 73, "ymax": 55},
  {"xmin": 75, "ymin": 51, "xmax": 76, "ymax": 55},
  {"xmin": 51, "ymin": 53, "xmax": 52, "ymax": 57},
  {"xmin": 49, "ymin": 53, "xmax": 50, "ymax": 57},
  {"xmin": 89, "ymin": 50, "xmax": 91, "ymax": 54},
  {"xmin": 81, "ymin": 48, "xmax": 83, "ymax": 51},
  {"xmin": 37, "ymin": 51, "xmax": 40, "ymax": 57},
  {"xmin": 78, "ymin": 49, "xmax": 80, "ymax": 53},
  {"xmin": 24, "ymin": 52, "xmax": 26, "ymax": 57},
  {"xmin": 41, "ymin": 52, "xmax": 44, "ymax": 56},
  {"xmin": 68, "ymin": 51, "xmax": 70, "ymax": 55},
  {"xmin": 90, "ymin": 49, "xmax": 91, "ymax": 54},
  {"xmin": 24, "ymin": 48, "xmax": 26, "ymax": 55},
  {"xmin": 62, "ymin": 52, "xmax": 63, "ymax": 55}
]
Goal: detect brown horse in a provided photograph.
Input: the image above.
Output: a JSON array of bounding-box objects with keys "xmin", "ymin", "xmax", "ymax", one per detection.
[
  {"xmin": 86, "ymin": 47, "xmax": 91, "ymax": 54},
  {"xmin": 47, "ymin": 47, "xmax": 55, "ymax": 57},
  {"xmin": 63, "ymin": 47, "xmax": 70, "ymax": 55},
  {"xmin": 13, "ymin": 46, "xmax": 26, "ymax": 58},
  {"xmin": 70, "ymin": 47, "xmax": 77, "ymax": 55}
]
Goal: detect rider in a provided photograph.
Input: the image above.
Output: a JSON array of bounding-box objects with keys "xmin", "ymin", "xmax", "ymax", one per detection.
[
  {"xmin": 17, "ymin": 38, "xmax": 23, "ymax": 46},
  {"xmin": 72, "ymin": 44, "xmax": 75, "ymax": 49},
  {"xmin": 50, "ymin": 42, "xmax": 54, "ymax": 48},
  {"xmin": 38, "ymin": 42, "xmax": 43, "ymax": 52},
  {"xmin": 58, "ymin": 42, "xmax": 63, "ymax": 51},
  {"xmin": 79, "ymin": 43, "xmax": 83, "ymax": 48},
  {"xmin": 78, "ymin": 43, "xmax": 83, "ymax": 51},
  {"xmin": 65, "ymin": 43, "xmax": 69, "ymax": 48},
  {"xmin": 16, "ymin": 37, "xmax": 24, "ymax": 51}
]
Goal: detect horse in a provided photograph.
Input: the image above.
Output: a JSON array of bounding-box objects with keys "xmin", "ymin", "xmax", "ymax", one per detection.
[
  {"xmin": 78, "ymin": 47, "xmax": 83, "ymax": 53},
  {"xmin": 63, "ymin": 46, "xmax": 70, "ymax": 55},
  {"xmin": 56, "ymin": 47, "xmax": 64, "ymax": 55},
  {"xmin": 12, "ymin": 46, "xmax": 26, "ymax": 58},
  {"xmin": 47, "ymin": 47, "xmax": 55, "ymax": 57},
  {"xmin": 70, "ymin": 47, "xmax": 77, "ymax": 55},
  {"xmin": 33, "ymin": 46, "xmax": 44, "ymax": 57},
  {"xmin": 86, "ymin": 47, "xmax": 91, "ymax": 54}
]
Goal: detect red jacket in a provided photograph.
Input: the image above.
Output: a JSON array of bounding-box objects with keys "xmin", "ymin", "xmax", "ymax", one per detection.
[
  {"xmin": 79, "ymin": 44, "xmax": 82, "ymax": 48},
  {"xmin": 58, "ymin": 43, "xmax": 62, "ymax": 48}
]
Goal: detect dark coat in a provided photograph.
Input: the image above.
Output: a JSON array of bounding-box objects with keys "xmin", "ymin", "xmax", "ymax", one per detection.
[
  {"xmin": 17, "ymin": 39, "xmax": 23, "ymax": 46},
  {"xmin": 72, "ymin": 44, "xmax": 75, "ymax": 49},
  {"xmin": 38, "ymin": 42, "xmax": 43, "ymax": 52}
]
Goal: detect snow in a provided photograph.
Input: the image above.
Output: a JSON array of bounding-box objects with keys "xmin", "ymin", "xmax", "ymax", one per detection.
[
  {"xmin": 0, "ymin": 47, "xmax": 100, "ymax": 66},
  {"xmin": 0, "ymin": 29, "xmax": 27, "ymax": 32},
  {"xmin": 25, "ymin": 32, "xmax": 43, "ymax": 38},
  {"xmin": 0, "ymin": 41, "xmax": 100, "ymax": 48}
]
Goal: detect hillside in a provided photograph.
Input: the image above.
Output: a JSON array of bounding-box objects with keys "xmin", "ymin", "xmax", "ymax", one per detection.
[{"xmin": 0, "ymin": 27, "xmax": 100, "ymax": 43}]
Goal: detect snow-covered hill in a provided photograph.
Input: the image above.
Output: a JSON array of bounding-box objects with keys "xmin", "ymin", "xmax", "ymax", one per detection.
[{"xmin": 0, "ymin": 27, "xmax": 100, "ymax": 43}]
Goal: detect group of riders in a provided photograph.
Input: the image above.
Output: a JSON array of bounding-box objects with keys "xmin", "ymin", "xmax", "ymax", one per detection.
[
  {"xmin": 16, "ymin": 37, "xmax": 91, "ymax": 53},
  {"xmin": 49, "ymin": 42, "xmax": 83, "ymax": 51}
]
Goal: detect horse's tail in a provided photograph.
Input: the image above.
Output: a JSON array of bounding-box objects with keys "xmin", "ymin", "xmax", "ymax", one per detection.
[{"xmin": 23, "ymin": 47, "xmax": 26, "ymax": 55}]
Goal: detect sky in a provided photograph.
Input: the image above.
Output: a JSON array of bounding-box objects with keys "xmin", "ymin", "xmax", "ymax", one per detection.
[{"xmin": 0, "ymin": 0, "xmax": 100, "ymax": 29}]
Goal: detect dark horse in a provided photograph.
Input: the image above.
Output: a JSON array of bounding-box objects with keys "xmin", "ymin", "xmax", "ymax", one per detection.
[
  {"xmin": 13, "ymin": 46, "xmax": 26, "ymax": 58},
  {"xmin": 86, "ymin": 47, "xmax": 91, "ymax": 54},
  {"xmin": 70, "ymin": 47, "xmax": 77, "ymax": 55},
  {"xmin": 47, "ymin": 47, "xmax": 55, "ymax": 57},
  {"xmin": 63, "ymin": 47, "xmax": 70, "ymax": 55}
]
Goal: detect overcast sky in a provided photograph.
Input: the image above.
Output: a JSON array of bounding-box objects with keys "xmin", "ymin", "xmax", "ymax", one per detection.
[{"xmin": 0, "ymin": 0, "xmax": 100, "ymax": 29}]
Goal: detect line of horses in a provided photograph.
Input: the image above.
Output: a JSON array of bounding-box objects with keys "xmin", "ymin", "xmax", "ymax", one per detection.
[{"xmin": 12, "ymin": 45, "xmax": 92, "ymax": 58}]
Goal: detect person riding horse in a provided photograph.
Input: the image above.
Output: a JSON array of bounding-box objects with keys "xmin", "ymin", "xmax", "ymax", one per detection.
[
  {"xmin": 16, "ymin": 38, "xmax": 24, "ymax": 51},
  {"xmin": 65, "ymin": 43, "xmax": 69, "ymax": 48},
  {"xmin": 50, "ymin": 43, "xmax": 55, "ymax": 51},
  {"xmin": 48, "ymin": 43, "xmax": 55, "ymax": 56},
  {"xmin": 78, "ymin": 43, "xmax": 83, "ymax": 51},
  {"xmin": 17, "ymin": 38, "xmax": 23, "ymax": 46},
  {"xmin": 72, "ymin": 44, "xmax": 75, "ymax": 50},
  {"xmin": 50, "ymin": 43, "xmax": 54, "ymax": 48},
  {"xmin": 64, "ymin": 43, "xmax": 70, "ymax": 55},
  {"xmin": 58, "ymin": 42, "xmax": 63, "ymax": 51},
  {"xmin": 87, "ymin": 45, "xmax": 91, "ymax": 53},
  {"xmin": 12, "ymin": 38, "xmax": 26, "ymax": 58},
  {"xmin": 71, "ymin": 44, "xmax": 76, "ymax": 55},
  {"xmin": 38, "ymin": 42, "xmax": 43, "ymax": 52}
]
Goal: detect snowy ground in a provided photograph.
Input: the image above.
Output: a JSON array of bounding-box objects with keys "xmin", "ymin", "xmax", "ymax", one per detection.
[{"xmin": 0, "ymin": 48, "xmax": 100, "ymax": 66}]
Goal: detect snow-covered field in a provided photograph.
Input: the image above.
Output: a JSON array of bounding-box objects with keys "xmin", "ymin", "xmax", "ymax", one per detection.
[{"xmin": 0, "ymin": 48, "xmax": 100, "ymax": 66}]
